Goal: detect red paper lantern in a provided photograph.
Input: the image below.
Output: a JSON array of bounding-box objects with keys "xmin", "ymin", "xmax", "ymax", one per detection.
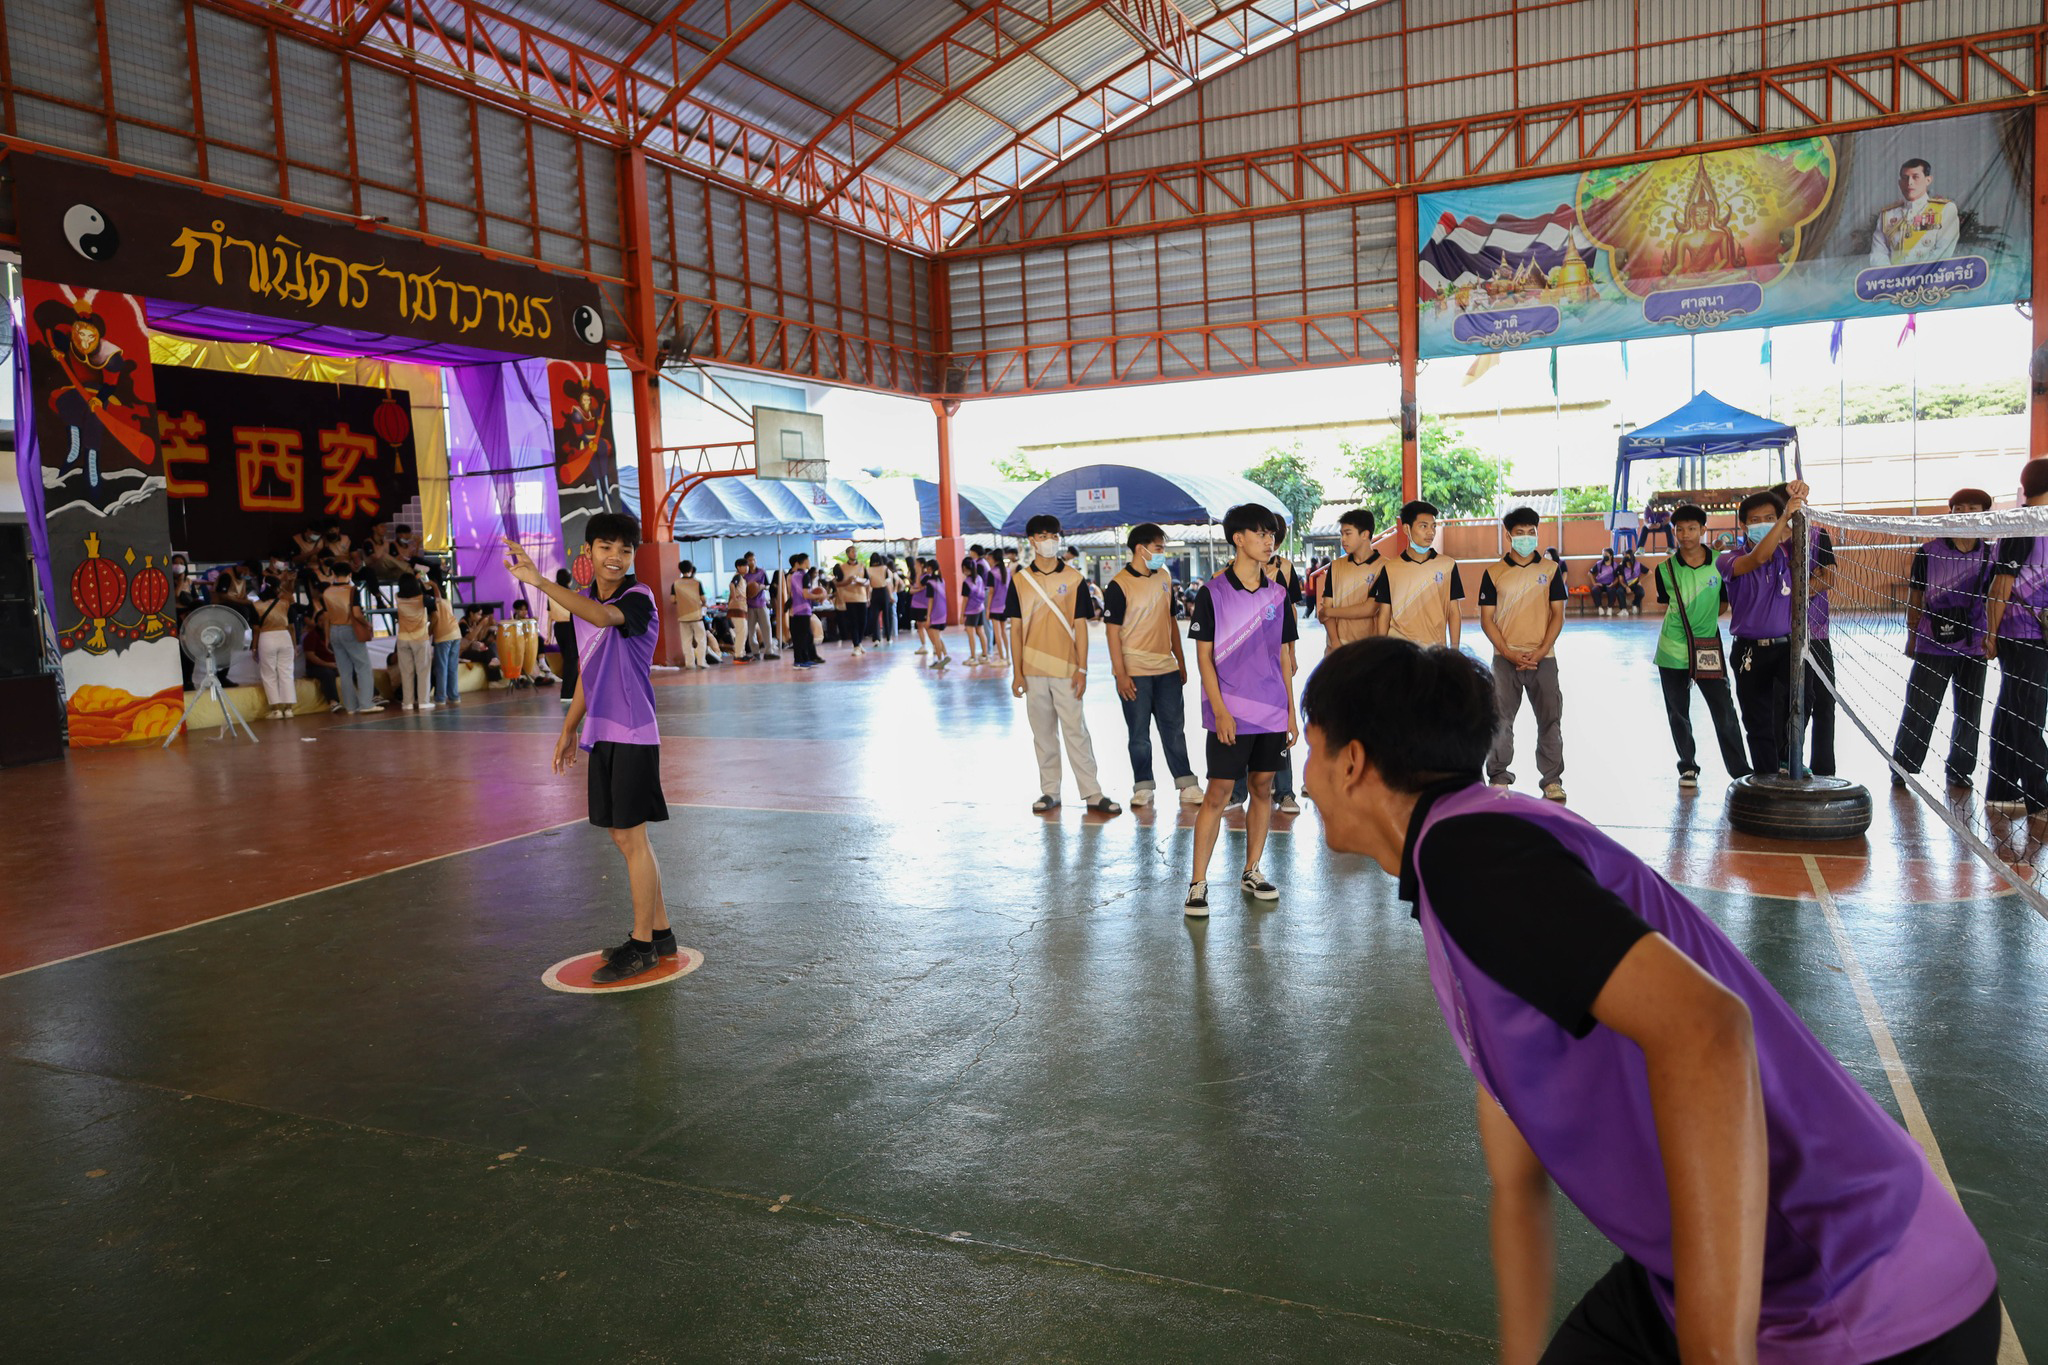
[
  {"xmin": 69, "ymin": 532, "xmax": 129, "ymax": 654},
  {"xmin": 130, "ymin": 554, "xmax": 173, "ymax": 640},
  {"xmin": 571, "ymin": 551, "xmax": 594, "ymax": 587},
  {"xmin": 373, "ymin": 392, "xmax": 411, "ymax": 448}
]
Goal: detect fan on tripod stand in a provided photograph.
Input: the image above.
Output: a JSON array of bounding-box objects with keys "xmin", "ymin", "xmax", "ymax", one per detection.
[{"xmin": 162, "ymin": 603, "xmax": 259, "ymax": 747}]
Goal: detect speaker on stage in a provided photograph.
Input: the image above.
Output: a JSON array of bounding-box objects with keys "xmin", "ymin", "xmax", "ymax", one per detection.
[{"xmin": 0, "ymin": 522, "xmax": 45, "ymax": 680}]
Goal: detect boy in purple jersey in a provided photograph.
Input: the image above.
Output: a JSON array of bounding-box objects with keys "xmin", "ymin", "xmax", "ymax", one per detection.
[
  {"xmin": 1184, "ymin": 503, "xmax": 1298, "ymax": 915},
  {"xmin": 1984, "ymin": 459, "xmax": 2048, "ymax": 815},
  {"xmin": 1300, "ymin": 636, "xmax": 2001, "ymax": 1365},
  {"xmin": 1893, "ymin": 488, "xmax": 1995, "ymax": 789},
  {"xmin": 503, "ymin": 515, "xmax": 676, "ymax": 983},
  {"xmin": 1721, "ymin": 482, "xmax": 1811, "ymax": 775}
]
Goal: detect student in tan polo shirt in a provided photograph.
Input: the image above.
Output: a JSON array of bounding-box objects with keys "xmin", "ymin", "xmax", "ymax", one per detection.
[
  {"xmin": 670, "ymin": 559, "xmax": 708, "ymax": 669},
  {"xmin": 833, "ymin": 548, "xmax": 871, "ymax": 657},
  {"xmin": 1004, "ymin": 513, "xmax": 1121, "ymax": 816},
  {"xmin": 1105, "ymin": 522, "xmax": 1199, "ymax": 809},
  {"xmin": 1370, "ymin": 499, "xmax": 1464, "ymax": 647},
  {"xmin": 1315, "ymin": 507, "xmax": 1386, "ymax": 646},
  {"xmin": 1479, "ymin": 505, "xmax": 1569, "ymax": 801}
]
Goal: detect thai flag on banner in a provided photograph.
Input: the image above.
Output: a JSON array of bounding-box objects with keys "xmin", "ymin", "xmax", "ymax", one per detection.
[{"xmin": 1417, "ymin": 204, "xmax": 1585, "ymax": 299}]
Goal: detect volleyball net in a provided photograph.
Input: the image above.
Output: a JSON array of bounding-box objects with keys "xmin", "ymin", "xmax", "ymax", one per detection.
[{"xmin": 1804, "ymin": 502, "xmax": 2048, "ymax": 915}]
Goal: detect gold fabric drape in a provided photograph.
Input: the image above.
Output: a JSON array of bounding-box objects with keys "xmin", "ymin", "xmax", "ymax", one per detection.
[{"xmin": 146, "ymin": 336, "xmax": 452, "ymax": 551}]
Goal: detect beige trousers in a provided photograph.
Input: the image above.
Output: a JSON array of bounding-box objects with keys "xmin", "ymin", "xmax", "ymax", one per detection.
[{"xmin": 1024, "ymin": 673, "xmax": 1103, "ymax": 800}]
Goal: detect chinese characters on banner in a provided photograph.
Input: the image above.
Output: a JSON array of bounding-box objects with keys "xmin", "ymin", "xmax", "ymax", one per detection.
[
  {"xmin": 24, "ymin": 278, "xmax": 186, "ymax": 746},
  {"xmin": 154, "ymin": 367, "xmax": 421, "ymax": 562},
  {"xmin": 1414, "ymin": 108, "xmax": 2033, "ymax": 357},
  {"xmin": 545, "ymin": 361, "xmax": 624, "ymax": 559}
]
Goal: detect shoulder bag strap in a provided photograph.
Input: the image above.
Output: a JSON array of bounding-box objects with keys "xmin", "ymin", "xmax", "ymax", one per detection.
[{"xmin": 1016, "ymin": 570, "xmax": 1076, "ymax": 642}]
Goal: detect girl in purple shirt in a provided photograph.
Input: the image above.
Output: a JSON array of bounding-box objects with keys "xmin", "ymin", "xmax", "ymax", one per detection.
[
  {"xmin": 960, "ymin": 553, "xmax": 991, "ymax": 665},
  {"xmin": 922, "ymin": 558, "xmax": 952, "ymax": 670}
]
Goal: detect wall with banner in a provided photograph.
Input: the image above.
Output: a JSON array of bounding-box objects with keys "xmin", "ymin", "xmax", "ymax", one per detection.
[
  {"xmin": 157, "ymin": 368, "xmax": 421, "ymax": 562},
  {"xmin": 23, "ymin": 279, "xmax": 184, "ymax": 745},
  {"xmin": 1415, "ymin": 109, "xmax": 2033, "ymax": 357},
  {"xmin": 545, "ymin": 359, "xmax": 624, "ymax": 573}
]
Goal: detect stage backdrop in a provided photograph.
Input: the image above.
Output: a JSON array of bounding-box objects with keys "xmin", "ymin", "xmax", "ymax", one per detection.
[
  {"xmin": 546, "ymin": 360, "xmax": 624, "ymax": 565},
  {"xmin": 24, "ymin": 280, "xmax": 184, "ymax": 746},
  {"xmin": 1415, "ymin": 108, "xmax": 2032, "ymax": 357},
  {"xmin": 155, "ymin": 367, "xmax": 421, "ymax": 562}
]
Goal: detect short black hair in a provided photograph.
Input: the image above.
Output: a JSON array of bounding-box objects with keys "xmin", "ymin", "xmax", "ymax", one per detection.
[
  {"xmin": 396, "ymin": 574, "xmax": 423, "ymax": 599},
  {"xmin": 1302, "ymin": 638, "xmax": 1497, "ymax": 792},
  {"xmin": 790, "ymin": 552, "xmax": 809, "ymax": 568},
  {"xmin": 1737, "ymin": 490, "xmax": 1786, "ymax": 523},
  {"xmin": 1400, "ymin": 500, "xmax": 1439, "ymax": 527},
  {"xmin": 679, "ymin": 560, "xmax": 696, "ymax": 575},
  {"xmin": 1902, "ymin": 157, "xmax": 1932, "ymax": 176},
  {"xmin": 554, "ymin": 568, "xmax": 572, "ymax": 587},
  {"xmin": 1501, "ymin": 506, "xmax": 1540, "ymax": 533},
  {"xmin": 587, "ymin": 511, "xmax": 639, "ymax": 547},
  {"xmin": 1025, "ymin": 514, "xmax": 1062, "ymax": 538},
  {"xmin": 1127, "ymin": 522, "xmax": 1166, "ymax": 549},
  {"xmin": 1222, "ymin": 502, "xmax": 1275, "ymax": 544},
  {"xmin": 969, "ymin": 544, "xmax": 986, "ymax": 556},
  {"xmin": 1338, "ymin": 508, "xmax": 1375, "ymax": 536},
  {"xmin": 1671, "ymin": 503, "xmax": 1709, "ymax": 527},
  {"xmin": 1949, "ymin": 488, "xmax": 1992, "ymax": 511}
]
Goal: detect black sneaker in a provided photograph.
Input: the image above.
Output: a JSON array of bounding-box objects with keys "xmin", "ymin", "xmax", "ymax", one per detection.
[
  {"xmin": 1240, "ymin": 866, "xmax": 1279, "ymax": 901},
  {"xmin": 1678, "ymin": 769, "xmax": 1700, "ymax": 790},
  {"xmin": 1184, "ymin": 881, "xmax": 1210, "ymax": 917},
  {"xmin": 652, "ymin": 929, "xmax": 678, "ymax": 958},
  {"xmin": 591, "ymin": 939, "xmax": 657, "ymax": 984}
]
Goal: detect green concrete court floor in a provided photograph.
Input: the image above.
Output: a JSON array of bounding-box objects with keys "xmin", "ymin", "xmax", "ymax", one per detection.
[{"xmin": 1, "ymin": 620, "xmax": 2043, "ymax": 1362}]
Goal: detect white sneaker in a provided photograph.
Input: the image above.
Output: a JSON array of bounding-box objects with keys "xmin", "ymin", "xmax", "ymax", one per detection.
[
  {"xmin": 851, "ymin": 647, "xmax": 864, "ymax": 657},
  {"xmin": 1178, "ymin": 785, "xmax": 1203, "ymax": 806},
  {"xmin": 1184, "ymin": 881, "xmax": 1210, "ymax": 917},
  {"xmin": 1131, "ymin": 788, "xmax": 1154, "ymax": 808},
  {"xmin": 1277, "ymin": 795, "xmax": 1301, "ymax": 815},
  {"xmin": 419, "ymin": 701, "xmax": 436, "ymax": 710}
]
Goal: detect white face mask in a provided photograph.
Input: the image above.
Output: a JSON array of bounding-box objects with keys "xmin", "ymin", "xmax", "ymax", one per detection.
[
  {"xmin": 1032, "ymin": 537, "xmax": 1060, "ymax": 559},
  {"xmin": 1510, "ymin": 534, "xmax": 1538, "ymax": 557}
]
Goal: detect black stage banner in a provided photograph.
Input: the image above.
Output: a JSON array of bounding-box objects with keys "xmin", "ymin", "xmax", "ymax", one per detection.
[
  {"xmin": 156, "ymin": 366, "xmax": 421, "ymax": 561},
  {"xmin": 12, "ymin": 153, "xmax": 609, "ymax": 361}
]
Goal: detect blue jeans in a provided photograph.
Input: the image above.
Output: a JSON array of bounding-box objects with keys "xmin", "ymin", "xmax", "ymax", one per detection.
[
  {"xmin": 1119, "ymin": 672, "xmax": 1194, "ymax": 791},
  {"xmin": 432, "ymin": 639, "xmax": 461, "ymax": 702},
  {"xmin": 1232, "ymin": 749, "xmax": 1295, "ymax": 803},
  {"xmin": 329, "ymin": 624, "xmax": 376, "ymax": 711}
]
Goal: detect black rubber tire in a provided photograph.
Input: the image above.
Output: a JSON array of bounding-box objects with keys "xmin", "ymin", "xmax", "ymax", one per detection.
[{"xmin": 1726, "ymin": 774, "xmax": 1873, "ymax": 841}]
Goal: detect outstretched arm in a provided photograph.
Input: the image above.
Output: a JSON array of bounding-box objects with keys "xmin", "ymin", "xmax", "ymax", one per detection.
[{"xmin": 502, "ymin": 537, "xmax": 622, "ymax": 629}]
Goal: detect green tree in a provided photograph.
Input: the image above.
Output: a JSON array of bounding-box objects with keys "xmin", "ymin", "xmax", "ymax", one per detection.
[
  {"xmin": 993, "ymin": 448, "xmax": 1050, "ymax": 483},
  {"xmin": 1242, "ymin": 441, "xmax": 1325, "ymax": 550},
  {"xmin": 1339, "ymin": 415, "xmax": 1505, "ymax": 532},
  {"xmin": 1559, "ymin": 485, "xmax": 1610, "ymax": 515}
]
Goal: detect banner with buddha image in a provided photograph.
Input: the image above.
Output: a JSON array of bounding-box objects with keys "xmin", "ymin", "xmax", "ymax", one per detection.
[
  {"xmin": 24, "ymin": 279, "xmax": 185, "ymax": 746},
  {"xmin": 1414, "ymin": 109, "xmax": 2031, "ymax": 357}
]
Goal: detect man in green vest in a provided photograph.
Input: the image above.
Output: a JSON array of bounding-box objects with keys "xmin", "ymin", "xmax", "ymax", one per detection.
[{"xmin": 1654, "ymin": 503, "xmax": 1752, "ymax": 789}]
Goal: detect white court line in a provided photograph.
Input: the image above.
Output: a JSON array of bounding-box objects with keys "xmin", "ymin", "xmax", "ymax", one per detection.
[{"xmin": 1800, "ymin": 855, "xmax": 2028, "ymax": 1364}]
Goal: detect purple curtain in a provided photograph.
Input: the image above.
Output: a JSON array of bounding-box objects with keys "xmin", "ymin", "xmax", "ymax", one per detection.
[
  {"xmin": 447, "ymin": 357, "xmax": 560, "ymax": 614},
  {"xmin": 12, "ymin": 301, "xmax": 57, "ymax": 633}
]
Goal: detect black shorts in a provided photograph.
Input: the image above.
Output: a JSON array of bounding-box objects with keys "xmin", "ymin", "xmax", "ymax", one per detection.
[
  {"xmin": 928, "ymin": 621, "xmax": 947, "ymax": 633},
  {"xmin": 1541, "ymin": 1258, "xmax": 2001, "ymax": 1365},
  {"xmin": 586, "ymin": 741, "xmax": 669, "ymax": 829},
  {"xmin": 910, "ymin": 607, "xmax": 929, "ymax": 623},
  {"xmin": 966, "ymin": 611, "xmax": 987, "ymax": 628},
  {"xmin": 1206, "ymin": 731, "xmax": 1287, "ymax": 780}
]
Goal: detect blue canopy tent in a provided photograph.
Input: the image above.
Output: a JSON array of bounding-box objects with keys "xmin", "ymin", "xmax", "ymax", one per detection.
[
  {"xmin": 1614, "ymin": 391, "xmax": 1800, "ymax": 516},
  {"xmin": 913, "ymin": 479, "xmax": 1027, "ymax": 538},
  {"xmin": 672, "ymin": 477, "xmax": 883, "ymax": 539},
  {"xmin": 1000, "ymin": 465, "xmax": 1280, "ymax": 535}
]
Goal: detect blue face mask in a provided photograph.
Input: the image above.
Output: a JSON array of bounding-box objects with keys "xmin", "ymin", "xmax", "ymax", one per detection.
[
  {"xmin": 1745, "ymin": 520, "xmax": 1776, "ymax": 542},
  {"xmin": 1510, "ymin": 534, "xmax": 1538, "ymax": 558}
]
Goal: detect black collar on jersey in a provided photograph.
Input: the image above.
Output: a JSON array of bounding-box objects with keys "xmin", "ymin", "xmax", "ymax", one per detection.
[
  {"xmin": 1344, "ymin": 549, "xmax": 1381, "ymax": 566},
  {"xmin": 1401, "ymin": 547, "xmax": 1440, "ymax": 563},
  {"xmin": 593, "ymin": 573, "xmax": 638, "ymax": 603},
  {"xmin": 1498, "ymin": 552, "xmax": 1542, "ymax": 567},
  {"xmin": 1221, "ymin": 563, "xmax": 1274, "ymax": 593},
  {"xmin": 1398, "ymin": 775, "xmax": 1485, "ymax": 912}
]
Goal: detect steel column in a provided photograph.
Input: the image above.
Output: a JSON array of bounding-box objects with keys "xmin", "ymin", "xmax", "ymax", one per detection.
[
  {"xmin": 2035, "ymin": 103, "xmax": 2048, "ymax": 458},
  {"xmin": 621, "ymin": 145, "xmax": 681, "ymax": 664},
  {"xmin": 933, "ymin": 398, "xmax": 963, "ymax": 630},
  {"xmin": 1395, "ymin": 193, "xmax": 1419, "ymax": 505}
]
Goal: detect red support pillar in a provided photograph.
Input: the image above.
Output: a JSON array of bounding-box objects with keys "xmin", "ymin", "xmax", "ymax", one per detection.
[
  {"xmin": 2033, "ymin": 104, "xmax": 2048, "ymax": 458},
  {"xmin": 932, "ymin": 397, "xmax": 963, "ymax": 622},
  {"xmin": 620, "ymin": 145, "xmax": 680, "ymax": 664},
  {"xmin": 1395, "ymin": 192, "xmax": 1421, "ymax": 505}
]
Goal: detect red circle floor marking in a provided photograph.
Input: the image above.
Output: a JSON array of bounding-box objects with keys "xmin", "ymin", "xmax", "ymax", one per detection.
[{"xmin": 541, "ymin": 946, "xmax": 703, "ymax": 994}]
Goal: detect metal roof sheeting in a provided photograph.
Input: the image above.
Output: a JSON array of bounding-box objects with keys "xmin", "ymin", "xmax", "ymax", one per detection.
[{"xmin": 672, "ymin": 477, "xmax": 885, "ymax": 539}]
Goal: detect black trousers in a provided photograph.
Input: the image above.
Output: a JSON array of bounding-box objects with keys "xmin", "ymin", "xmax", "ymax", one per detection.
[
  {"xmin": 1731, "ymin": 637, "xmax": 1792, "ymax": 775},
  {"xmin": 1801, "ymin": 638, "xmax": 1837, "ymax": 777},
  {"xmin": 1988, "ymin": 635, "xmax": 2048, "ymax": 807},
  {"xmin": 1540, "ymin": 1258, "xmax": 2001, "ymax": 1365},
  {"xmin": 1891, "ymin": 650, "xmax": 1988, "ymax": 782},
  {"xmin": 790, "ymin": 618, "xmax": 822, "ymax": 664},
  {"xmin": 554, "ymin": 621, "xmax": 579, "ymax": 699},
  {"xmin": 1658, "ymin": 667, "xmax": 1751, "ymax": 777}
]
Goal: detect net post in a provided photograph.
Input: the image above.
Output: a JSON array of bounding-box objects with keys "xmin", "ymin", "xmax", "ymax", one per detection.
[{"xmin": 1789, "ymin": 506, "xmax": 1810, "ymax": 781}]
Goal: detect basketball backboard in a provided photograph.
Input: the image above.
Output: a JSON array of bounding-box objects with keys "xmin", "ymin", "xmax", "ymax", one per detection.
[{"xmin": 752, "ymin": 406, "xmax": 826, "ymax": 483}]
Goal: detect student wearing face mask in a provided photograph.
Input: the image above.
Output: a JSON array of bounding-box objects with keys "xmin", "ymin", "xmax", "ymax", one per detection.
[
  {"xmin": 1371, "ymin": 500, "xmax": 1464, "ymax": 646},
  {"xmin": 1655, "ymin": 504, "xmax": 1751, "ymax": 788},
  {"xmin": 1720, "ymin": 482, "xmax": 1810, "ymax": 776},
  {"xmin": 1005, "ymin": 515, "xmax": 1120, "ymax": 816},
  {"xmin": 1891, "ymin": 488, "xmax": 1995, "ymax": 790},
  {"xmin": 1480, "ymin": 508, "xmax": 1569, "ymax": 801}
]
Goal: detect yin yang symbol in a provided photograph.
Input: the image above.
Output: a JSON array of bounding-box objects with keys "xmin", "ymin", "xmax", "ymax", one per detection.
[
  {"xmin": 62, "ymin": 204, "xmax": 118, "ymax": 261},
  {"xmin": 573, "ymin": 304, "xmax": 604, "ymax": 345}
]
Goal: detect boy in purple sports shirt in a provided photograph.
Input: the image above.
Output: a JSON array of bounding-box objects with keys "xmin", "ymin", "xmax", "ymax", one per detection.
[
  {"xmin": 1721, "ymin": 482, "xmax": 1812, "ymax": 775},
  {"xmin": 1892, "ymin": 488, "xmax": 1994, "ymax": 788},
  {"xmin": 503, "ymin": 516, "xmax": 675, "ymax": 984},
  {"xmin": 1301, "ymin": 636, "xmax": 2001, "ymax": 1365},
  {"xmin": 1984, "ymin": 458, "xmax": 2048, "ymax": 814},
  {"xmin": 1184, "ymin": 503, "xmax": 1298, "ymax": 915}
]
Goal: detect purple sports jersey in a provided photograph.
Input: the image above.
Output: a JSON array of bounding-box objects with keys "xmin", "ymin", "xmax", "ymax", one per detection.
[
  {"xmin": 1719, "ymin": 542, "xmax": 1794, "ymax": 640},
  {"xmin": 789, "ymin": 568, "xmax": 812, "ymax": 617},
  {"xmin": 1913, "ymin": 538, "xmax": 1993, "ymax": 656},
  {"xmin": 745, "ymin": 569, "xmax": 768, "ymax": 610},
  {"xmin": 1996, "ymin": 536, "xmax": 2048, "ymax": 643},
  {"xmin": 1414, "ymin": 784, "xmax": 1994, "ymax": 1361},
  {"xmin": 1593, "ymin": 560, "xmax": 1619, "ymax": 586},
  {"xmin": 574, "ymin": 581, "xmax": 660, "ymax": 750},
  {"xmin": 909, "ymin": 578, "xmax": 930, "ymax": 609},
  {"xmin": 1198, "ymin": 569, "xmax": 1290, "ymax": 735},
  {"xmin": 987, "ymin": 565, "xmax": 1009, "ymax": 617},
  {"xmin": 963, "ymin": 572, "xmax": 988, "ymax": 616},
  {"xmin": 926, "ymin": 573, "xmax": 950, "ymax": 626}
]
